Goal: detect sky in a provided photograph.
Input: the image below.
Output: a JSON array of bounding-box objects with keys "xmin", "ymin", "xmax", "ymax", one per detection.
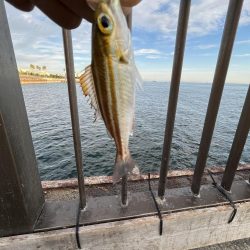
[{"xmin": 5, "ymin": 0, "xmax": 250, "ymax": 83}]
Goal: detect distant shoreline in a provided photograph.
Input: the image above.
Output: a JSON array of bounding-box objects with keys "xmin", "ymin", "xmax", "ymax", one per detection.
[
  {"xmin": 21, "ymin": 80, "xmax": 65, "ymax": 84},
  {"xmin": 20, "ymin": 74, "xmax": 79, "ymax": 84}
]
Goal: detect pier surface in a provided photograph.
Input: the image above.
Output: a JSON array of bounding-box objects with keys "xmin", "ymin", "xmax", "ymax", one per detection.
[{"xmin": 0, "ymin": 166, "xmax": 249, "ymax": 250}]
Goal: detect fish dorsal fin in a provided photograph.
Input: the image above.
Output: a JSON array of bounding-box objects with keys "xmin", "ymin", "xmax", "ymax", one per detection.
[{"xmin": 79, "ymin": 65, "xmax": 101, "ymax": 122}]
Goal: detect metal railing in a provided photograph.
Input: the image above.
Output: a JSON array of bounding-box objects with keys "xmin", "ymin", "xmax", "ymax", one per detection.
[
  {"xmin": 158, "ymin": 0, "xmax": 247, "ymax": 197},
  {"xmin": 61, "ymin": 0, "xmax": 248, "ymax": 208},
  {"xmin": 190, "ymin": 0, "xmax": 245, "ymax": 195},
  {"xmin": 0, "ymin": 0, "xmax": 249, "ymax": 238}
]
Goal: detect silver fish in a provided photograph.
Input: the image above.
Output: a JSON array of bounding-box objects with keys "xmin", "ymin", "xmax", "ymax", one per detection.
[{"xmin": 80, "ymin": 0, "xmax": 142, "ymax": 182}]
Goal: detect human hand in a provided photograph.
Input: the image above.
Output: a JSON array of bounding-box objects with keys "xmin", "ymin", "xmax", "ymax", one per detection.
[{"xmin": 6, "ymin": 0, "xmax": 141, "ymax": 29}]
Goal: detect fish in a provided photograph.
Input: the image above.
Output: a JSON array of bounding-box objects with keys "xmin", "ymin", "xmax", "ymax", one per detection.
[{"xmin": 80, "ymin": 0, "xmax": 142, "ymax": 183}]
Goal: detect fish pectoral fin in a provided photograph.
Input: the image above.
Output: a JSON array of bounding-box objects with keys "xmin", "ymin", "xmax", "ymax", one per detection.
[
  {"xmin": 79, "ymin": 65, "xmax": 101, "ymax": 122},
  {"xmin": 134, "ymin": 64, "xmax": 143, "ymax": 90},
  {"xmin": 119, "ymin": 49, "xmax": 129, "ymax": 64}
]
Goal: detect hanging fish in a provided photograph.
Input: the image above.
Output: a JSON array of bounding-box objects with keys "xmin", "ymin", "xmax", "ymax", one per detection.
[{"xmin": 80, "ymin": 0, "xmax": 142, "ymax": 183}]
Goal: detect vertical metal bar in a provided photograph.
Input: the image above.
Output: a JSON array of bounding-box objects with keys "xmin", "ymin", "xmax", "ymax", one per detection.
[
  {"xmin": 191, "ymin": 0, "xmax": 244, "ymax": 195},
  {"xmin": 121, "ymin": 10, "xmax": 133, "ymax": 206},
  {"xmin": 121, "ymin": 175, "xmax": 128, "ymax": 205},
  {"xmin": 158, "ymin": 0, "xmax": 191, "ymax": 198},
  {"xmin": 62, "ymin": 29, "xmax": 86, "ymax": 209},
  {"xmin": 221, "ymin": 85, "xmax": 250, "ymax": 191}
]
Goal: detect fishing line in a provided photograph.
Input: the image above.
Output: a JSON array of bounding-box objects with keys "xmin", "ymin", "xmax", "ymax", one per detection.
[
  {"xmin": 207, "ymin": 169, "xmax": 237, "ymax": 223},
  {"xmin": 75, "ymin": 200, "xmax": 82, "ymax": 249},
  {"xmin": 148, "ymin": 173, "xmax": 163, "ymax": 235}
]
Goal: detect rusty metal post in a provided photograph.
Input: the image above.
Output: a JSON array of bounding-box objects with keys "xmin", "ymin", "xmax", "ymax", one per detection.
[
  {"xmin": 0, "ymin": 1, "xmax": 44, "ymax": 237},
  {"xmin": 62, "ymin": 29, "xmax": 86, "ymax": 209},
  {"xmin": 221, "ymin": 85, "xmax": 250, "ymax": 191},
  {"xmin": 191, "ymin": 0, "xmax": 244, "ymax": 195},
  {"xmin": 158, "ymin": 0, "xmax": 191, "ymax": 198}
]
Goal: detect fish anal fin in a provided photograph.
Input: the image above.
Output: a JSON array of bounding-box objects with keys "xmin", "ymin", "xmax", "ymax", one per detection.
[
  {"xmin": 79, "ymin": 65, "xmax": 101, "ymax": 122},
  {"xmin": 129, "ymin": 116, "xmax": 135, "ymax": 137},
  {"xmin": 133, "ymin": 64, "xmax": 143, "ymax": 90}
]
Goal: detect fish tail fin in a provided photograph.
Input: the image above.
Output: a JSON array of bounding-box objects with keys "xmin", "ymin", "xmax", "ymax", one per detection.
[{"xmin": 112, "ymin": 152, "xmax": 139, "ymax": 183}]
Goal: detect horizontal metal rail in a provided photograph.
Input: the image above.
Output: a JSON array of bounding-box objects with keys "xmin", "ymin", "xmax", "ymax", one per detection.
[
  {"xmin": 221, "ymin": 85, "xmax": 250, "ymax": 191},
  {"xmin": 191, "ymin": 0, "xmax": 244, "ymax": 195},
  {"xmin": 158, "ymin": 0, "xmax": 191, "ymax": 198},
  {"xmin": 62, "ymin": 29, "xmax": 86, "ymax": 209}
]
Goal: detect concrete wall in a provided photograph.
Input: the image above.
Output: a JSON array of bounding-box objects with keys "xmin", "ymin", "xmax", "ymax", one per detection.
[{"xmin": 0, "ymin": 201, "xmax": 249, "ymax": 250}]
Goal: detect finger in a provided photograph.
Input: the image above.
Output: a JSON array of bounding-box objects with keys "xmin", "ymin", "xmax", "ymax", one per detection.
[
  {"xmin": 120, "ymin": 0, "xmax": 141, "ymax": 7},
  {"xmin": 32, "ymin": 0, "xmax": 82, "ymax": 29},
  {"xmin": 6, "ymin": 0, "xmax": 34, "ymax": 11},
  {"xmin": 59, "ymin": 0, "xmax": 94, "ymax": 23}
]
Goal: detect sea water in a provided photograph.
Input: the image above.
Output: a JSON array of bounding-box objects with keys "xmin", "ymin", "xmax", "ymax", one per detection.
[{"xmin": 21, "ymin": 82, "xmax": 250, "ymax": 180}]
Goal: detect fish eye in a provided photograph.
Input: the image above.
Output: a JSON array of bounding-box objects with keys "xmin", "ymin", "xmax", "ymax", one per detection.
[
  {"xmin": 101, "ymin": 15, "xmax": 109, "ymax": 28},
  {"xmin": 97, "ymin": 14, "xmax": 113, "ymax": 35}
]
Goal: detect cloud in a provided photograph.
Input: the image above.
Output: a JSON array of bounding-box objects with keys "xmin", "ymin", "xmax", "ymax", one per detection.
[
  {"xmin": 145, "ymin": 55, "xmax": 162, "ymax": 59},
  {"xmin": 234, "ymin": 53, "xmax": 250, "ymax": 57},
  {"xmin": 134, "ymin": 48, "xmax": 172, "ymax": 60},
  {"xmin": 4, "ymin": 0, "xmax": 250, "ymax": 83},
  {"xmin": 240, "ymin": 0, "xmax": 250, "ymax": 25},
  {"xmin": 134, "ymin": 49, "xmax": 161, "ymax": 56},
  {"xmin": 5, "ymin": 2, "xmax": 92, "ymax": 74},
  {"xmin": 235, "ymin": 39, "xmax": 250, "ymax": 45},
  {"xmin": 133, "ymin": 0, "xmax": 179, "ymax": 36},
  {"xmin": 133, "ymin": 0, "xmax": 250, "ymax": 38},
  {"xmin": 199, "ymin": 53, "xmax": 216, "ymax": 57},
  {"xmin": 196, "ymin": 44, "xmax": 217, "ymax": 50}
]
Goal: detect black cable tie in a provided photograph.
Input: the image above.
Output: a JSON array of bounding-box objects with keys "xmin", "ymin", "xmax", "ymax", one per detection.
[
  {"xmin": 207, "ymin": 170, "xmax": 237, "ymax": 223},
  {"xmin": 75, "ymin": 200, "xmax": 82, "ymax": 249},
  {"xmin": 148, "ymin": 173, "xmax": 163, "ymax": 235}
]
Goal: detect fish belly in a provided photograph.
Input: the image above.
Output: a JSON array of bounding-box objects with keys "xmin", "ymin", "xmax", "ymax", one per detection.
[{"xmin": 93, "ymin": 56, "xmax": 136, "ymax": 182}]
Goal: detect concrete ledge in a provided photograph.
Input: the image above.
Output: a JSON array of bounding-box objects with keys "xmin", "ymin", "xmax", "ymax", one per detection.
[
  {"xmin": 0, "ymin": 201, "xmax": 249, "ymax": 250},
  {"xmin": 41, "ymin": 164, "xmax": 250, "ymax": 189},
  {"xmin": 34, "ymin": 180, "xmax": 250, "ymax": 231},
  {"xmin": 1, "ymin": 169, "xmax": 249, "ymax": 249}
]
